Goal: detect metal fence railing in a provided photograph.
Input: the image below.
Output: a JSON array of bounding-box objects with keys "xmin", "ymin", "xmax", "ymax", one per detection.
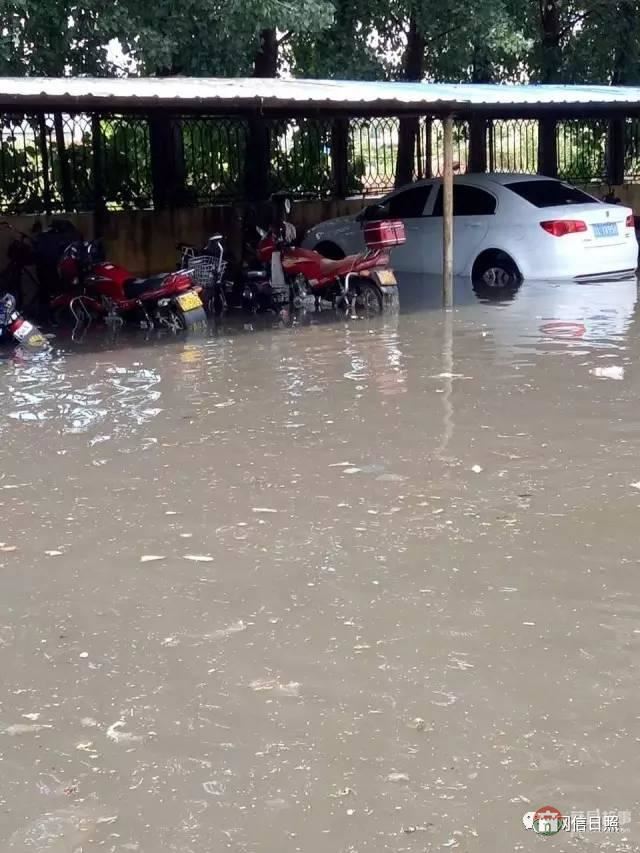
[{"xmin": 0, "ymin": 113, "xmax": 632, "ymax": 214}]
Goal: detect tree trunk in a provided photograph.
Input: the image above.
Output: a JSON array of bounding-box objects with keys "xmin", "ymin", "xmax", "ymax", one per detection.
[
  {"xmin": 54, "ymin": 113, "xmax": 73, "ymax": 210},
  {"xmin": 147, "ymin": 61, "xmax": 189, "ymax": 210},
  {"xmin": 469, "ymin": 46, "xmax": 490, "ymax": 173},
  {"xmin": 149, "ymin": 115, "xmax": 187, "ymax": 209},
  {"xmin": 537, "ymin": 0, "xmax": 561, "ymax": 176},
  {"xmin": 538, "ymin": 0, "xmax": 562, "ymax": 84},
  {"xmin": 612, "ymin": 0, "xmax": 637, "ymax": 84},
  {"xmin": 395, "ymin": 14, "xmax": 425, "ymax": 188},
  {"xmin": 245, "ymin": 29, "xmax": 278, "ymax": 203},
  {"xmin": 607, "ymin": 0, "xmax": 637, "ymax": 184}
]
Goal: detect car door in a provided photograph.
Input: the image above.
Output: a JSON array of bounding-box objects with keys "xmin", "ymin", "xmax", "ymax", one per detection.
[
  {"xmin": 361, "ymin": 184, "xmax": 434, "ymax": 273},
  {"xmin": 425, "ymin": 184, "xmax": 496, "ymax": 274}
]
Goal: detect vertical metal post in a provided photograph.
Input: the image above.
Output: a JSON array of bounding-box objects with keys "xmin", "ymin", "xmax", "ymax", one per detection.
[
  {"xmin": 330, "ymin": 118, "xmax": 349, "ymax": 199},
  {"xmin": 424, "ymin": 117, "xmax": 433, "ymax": 178},
  {"xmin": 37, "ymin": 113, "xmax": 52, "ymax": 215},
  {"xmin": 538, "ymin": 115, "xmax": 558, "ymax": 177},
  {"xmin": 92, "ymin": 114, "xmax": 106, "ymax": 238},
  {"xmin": 488, "ymin": 120, "xmax": 495, "ymax": 173},
  {"xmin": 606, "ymin": 117, "xmax": 625, "ymax": 187},
  {"xmin": 442, "ymin": 114, "xmax": 454, "ymax": 308}
]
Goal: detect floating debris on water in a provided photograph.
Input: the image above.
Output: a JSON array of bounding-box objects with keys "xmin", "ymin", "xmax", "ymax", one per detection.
[
  {"xmin": 249, "ymin": 678, "xmax": 301, "ymax": 696},
  {"xmin": 106, "ymin": 720, "xmax": 145, "ymax": 744},
  {"xmin": 386, "ymin": 772, "xmax": 410, "ymax": 783},
  {"xmin": 4, "ymin": 723, "xmax": 52, "ymax": 736}
]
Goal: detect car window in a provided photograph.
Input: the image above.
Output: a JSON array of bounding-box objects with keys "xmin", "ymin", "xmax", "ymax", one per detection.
[
  {"xmin": 431, "ymin": 185, "xmax": 497, "ymax": 217},
  {"xmin": 504, "ymin": 180, "xmax": 596, "ymax": 207},
  {"xmin": 385, "ymin": 185, "xmax": 432, "ymax": 218}
]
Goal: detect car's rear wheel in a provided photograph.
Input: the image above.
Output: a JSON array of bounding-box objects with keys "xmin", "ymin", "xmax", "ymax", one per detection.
[
  {"xmin": 315, "ymin": 241, "xmax": 345, "ymax": 260},
  {"xmin": 472, "ymin": 251, "xmax": 521, "ymax": 288}
]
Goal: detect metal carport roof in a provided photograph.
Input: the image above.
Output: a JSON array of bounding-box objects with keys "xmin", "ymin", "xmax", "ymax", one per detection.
[{"xmin": 1, "ymin": 77, "xmax": 640, "ymax": 117}]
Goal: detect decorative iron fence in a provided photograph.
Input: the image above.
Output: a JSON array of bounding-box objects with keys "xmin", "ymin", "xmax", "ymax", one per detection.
[{"xmin": 0, "ymin": 112, "xmax": 633, "ymax": 214}]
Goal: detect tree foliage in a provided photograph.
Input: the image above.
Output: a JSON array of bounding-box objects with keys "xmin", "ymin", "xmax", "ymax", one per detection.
[{"xmin": 0, "ymin": 0, "xmax": 634, "ymax": 88}]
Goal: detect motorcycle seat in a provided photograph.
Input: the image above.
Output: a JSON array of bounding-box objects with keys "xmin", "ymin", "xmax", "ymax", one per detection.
[
  {"xmin": 318, "ymin": 257, "xmax": 349, "ymax": 276},
  {"xmin": 123, "ymin": 274, "xmax": 168, "ymax": 300}
]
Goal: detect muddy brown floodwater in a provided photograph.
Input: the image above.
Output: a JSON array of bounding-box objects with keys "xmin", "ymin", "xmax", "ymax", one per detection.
[{"xmin": 1, "ymin": 277, "xmax": 640, "ymax": 852}]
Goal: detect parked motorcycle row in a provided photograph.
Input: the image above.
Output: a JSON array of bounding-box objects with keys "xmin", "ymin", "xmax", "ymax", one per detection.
[{"xmin": 0, "ymin": 194, "xmax": 405, "ymax": 353}]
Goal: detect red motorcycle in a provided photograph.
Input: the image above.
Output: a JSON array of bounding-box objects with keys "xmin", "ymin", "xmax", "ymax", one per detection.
[
  {"xmin": 53, "ymin": 240, "xmax": 206, "ymax": 331},
  {"xmin": 243, "ymin": 197, "xmax": 404, "ymax": 315}
]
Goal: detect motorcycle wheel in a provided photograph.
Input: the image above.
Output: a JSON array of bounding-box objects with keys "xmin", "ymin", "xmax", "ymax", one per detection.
[
  {"xmin": 350, "ymin": 279, "xmax": 383, "ymax": 315},
  {"xmin": 168, "ymin": 304, "xmax": 207, "ymax": 331}
]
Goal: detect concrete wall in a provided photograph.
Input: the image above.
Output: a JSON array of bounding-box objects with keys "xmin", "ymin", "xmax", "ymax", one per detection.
[
  {"xmin": 0, "ymin": 183, "xmax": 635, "ymax": 277},
  {"xmin": 0, "ymin": 198, "xmax": 365, "ymax": 278}
]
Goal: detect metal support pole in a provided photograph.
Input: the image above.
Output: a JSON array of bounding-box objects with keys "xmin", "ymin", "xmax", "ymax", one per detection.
[
  {"xmin": 331, "ymin": 118, "xmax": 349, "ymax": 199},
  {"xmin": 442, "ymin": 114, "xmax": 454, "ymax": 308},
  {"xmin": 606, "ymin": 118, "xmax": 625, "ymax": 187},
  {"xmin": 37, "ymin": 113, "xmax": 52, "ymax": 216},
  {"xmin": 92, "ymin": 114, "xmax": 106, "ymax": 239}
]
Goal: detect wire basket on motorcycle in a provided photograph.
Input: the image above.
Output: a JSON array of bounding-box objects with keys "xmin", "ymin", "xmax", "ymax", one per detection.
[{"xmin": 184, "ymin": 254, "xmax": 218, "ymax": 288}]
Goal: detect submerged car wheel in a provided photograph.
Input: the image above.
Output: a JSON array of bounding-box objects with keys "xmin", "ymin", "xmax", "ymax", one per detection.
[{"xmin": 473, "ymin": 252, "xmax": 521, "ymax": 289}]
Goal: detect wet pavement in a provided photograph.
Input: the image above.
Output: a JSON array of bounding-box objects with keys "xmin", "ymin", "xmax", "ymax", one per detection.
[{"xmin": 1, "ymin": 277, "xmax": 639, "ymax": 851}]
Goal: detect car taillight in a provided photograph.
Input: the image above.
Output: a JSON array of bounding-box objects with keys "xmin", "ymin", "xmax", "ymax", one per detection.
[
  {"xmin": 626, "ymin": 214, "xmax": 635, "ymax": 228},
  {"xmin": 540, "ymin": 220, "xmax": 588, "ymax": 237}
]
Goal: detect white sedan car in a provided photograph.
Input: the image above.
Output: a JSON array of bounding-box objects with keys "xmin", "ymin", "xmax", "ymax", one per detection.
[{"xmin": 302, "ymin": 174, "xmax": 638, "ymax": 283}]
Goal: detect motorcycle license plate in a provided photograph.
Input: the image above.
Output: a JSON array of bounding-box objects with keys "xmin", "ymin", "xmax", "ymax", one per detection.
[
  {"xmin": 12, "ymin": 320, "xmax": 34, "ymax": 341},
  {"xmin": 377, "ymin": 270, "xmax": 397, "ymax": 285},
  {"xmin": 176, "ymin": 291, "xmax": 203, "ymax": 312}
]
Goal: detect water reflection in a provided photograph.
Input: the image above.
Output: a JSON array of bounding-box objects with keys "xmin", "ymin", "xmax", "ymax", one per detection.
[{"xmin": 1, "ymin": 355, "xmax": 162, "ymax": 434}]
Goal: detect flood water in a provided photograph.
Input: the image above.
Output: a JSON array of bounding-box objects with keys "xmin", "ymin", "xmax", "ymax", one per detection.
[{"xmin": 1, "ymin": 277, "xmax": 639, "ymax": 851}]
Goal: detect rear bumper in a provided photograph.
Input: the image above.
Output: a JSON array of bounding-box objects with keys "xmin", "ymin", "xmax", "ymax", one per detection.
[
  {"xmin": 519, "ymin": 241, "xmax": 638, "ymax": 281},
  {"xmin": 574, "ymin": 268, "xmax": 637, "ymax": 282}
]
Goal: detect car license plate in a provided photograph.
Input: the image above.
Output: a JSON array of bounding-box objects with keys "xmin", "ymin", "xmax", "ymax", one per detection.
[
  {"xmin": 377, "ymin": 269, "xmax": 397, "ymax": 285},
  {"xmin": 593, "ymin": 222, "xmax": 618, "ymax": 238},
  {"xmin": 176, "ymin": 291, "xmax": 203, "ymax": 311},
  {"xmin": 12, "ymin": 320, "xmax": 33, "ymax": 341}
]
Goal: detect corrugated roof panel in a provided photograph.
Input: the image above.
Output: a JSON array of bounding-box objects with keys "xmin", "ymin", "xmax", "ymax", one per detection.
[{"xmin": 1, "ymin": 77, "xmax": 640, "ymax": 114}]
